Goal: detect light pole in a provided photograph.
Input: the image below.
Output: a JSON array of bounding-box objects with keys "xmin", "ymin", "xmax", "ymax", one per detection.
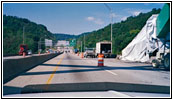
[
  {"xmin": 104, "ymin": 3, "xmax": 113, "ymax": 52},
  {"xmin": 81, "ymin": 41, "xmax": 82, "ymax": 53},
  {"xmin": 38, "ymin": 36, "xmax": 45, "ymax": 54},
  {"xmin": 23, "ymin": 27, "xmax": 25, "ymax": 44},
  {"xmin": 84, "ymin": 34, "xmax": 85, "ymax": 51}
]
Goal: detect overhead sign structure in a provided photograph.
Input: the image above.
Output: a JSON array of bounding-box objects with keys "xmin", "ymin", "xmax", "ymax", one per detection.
[
  {"xmin": 45, "ymin": 39, "xmax": 52, "ymax": 47},
  {"xmin": 56, "ymin": 40, "xmax": 69, "ymax": 47}
]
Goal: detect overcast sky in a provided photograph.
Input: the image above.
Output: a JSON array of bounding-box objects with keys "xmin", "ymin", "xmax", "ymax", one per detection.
[{"xmin": 3, "ymin": 3, "xmax": 164, "ymax": 35}]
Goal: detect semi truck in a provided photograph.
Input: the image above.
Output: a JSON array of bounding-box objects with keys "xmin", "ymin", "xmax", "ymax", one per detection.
[
  {"xmin": 95, "ymin": 41, "xmax": 112, "ymax": 58},
  {"xmin": 19, "ymin": 44, "xmax": 28, "ymax": 55},
  {"xmin": 151, "ymin": 3, "xmax": 170, "ymax": 70}
]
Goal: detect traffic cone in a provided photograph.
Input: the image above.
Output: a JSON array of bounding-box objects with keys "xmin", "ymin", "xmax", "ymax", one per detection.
[
  {"xmin": 81, "ymin": 52, "xmax": 84, "ymax": 58},
  {"xmin": 98, "ymin": 54, "xmax": 104, "ymax": 66},
  {"xmin": 23, "ymin": 52, "xmax": 26, "ymax": 57}
]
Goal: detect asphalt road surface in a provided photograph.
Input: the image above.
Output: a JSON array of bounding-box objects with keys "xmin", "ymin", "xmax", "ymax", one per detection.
[{"xmin": 3, "ymin": 53, "xmax": 170, "ymax": 95}]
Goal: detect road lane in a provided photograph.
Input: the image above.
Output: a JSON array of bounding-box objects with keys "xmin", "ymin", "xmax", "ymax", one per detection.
[
  {"xmin": 3, "ymin": 53, "xmax": 170, "ymax": 95},
  {"xmin": 84, "ymin": 57, "xmax": 170, "ymax": 86},
  {"xmin": 49, "ymin": 53, "xmax": 119, "ymax": 84},
  {"xmin": 3, "ymin": 54, "xmax": 64, "ymax": 95}
]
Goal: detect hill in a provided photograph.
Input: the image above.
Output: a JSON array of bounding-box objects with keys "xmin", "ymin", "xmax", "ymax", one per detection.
[
  {"xmin": 3, "ymin": 15, "xmax": 55, "ymax": 55},
  {"xmin": 53, "ymin": 33, "xmax": 77, "ymax": 41},
  {"xmin": 76, "ymin": 8, "xmax": 161, "ymax": 54}
]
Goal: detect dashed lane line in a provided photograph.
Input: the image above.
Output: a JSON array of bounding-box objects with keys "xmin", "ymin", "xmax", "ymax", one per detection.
[
  {"xmin": 46, "ymin": 54, "xmax": 64, "ymax": 84},
  {"xmin": 105, "ymin": 70, "xmax": 118, "ymax": 76}
]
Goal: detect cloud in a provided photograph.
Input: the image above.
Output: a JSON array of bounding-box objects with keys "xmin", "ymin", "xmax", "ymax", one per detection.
[
  {"xmin": 111, "ymin": 13, "xmax": 118, "ymax": 18},
  {"xmin": 94, "ymin": 19, "xmax": 104, "ymax": 25},
  {"xmin": 86, "ymin": 16, "xmax": 104, "ymax": 25},
  {"xmin": 86, "ymin": 16, "xmax": 95, "ymax": 21},
  {"xmin": 121, "ymin": 16, "xmax": 127, "ymax": 21},
  {"xmin": 132, "ymin": 11, "xmax": 141, "ymax": 16},
  {"xmin": 127, "ymin": 10, "xmax": 141, "ymax": 16},
  {"xmin": 125, "ymin": 8, "xmax": 150, "ymax": 16}
]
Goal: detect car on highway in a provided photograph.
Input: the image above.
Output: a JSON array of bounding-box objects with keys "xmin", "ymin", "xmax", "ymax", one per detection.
[
  {"xmin": 74, "ymin": 49, "xmax": 79, "ymax": 54},
  {"xmin": 28, "ymin": 50, "xmax": 32, "ymax": 55},
  {"xmin": 84, "ymin": 48, "xmax": 95, "ymax": 58}
]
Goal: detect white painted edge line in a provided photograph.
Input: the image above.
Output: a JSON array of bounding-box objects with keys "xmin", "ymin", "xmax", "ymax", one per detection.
[{"xmin": 105, "ymin": 70, "xmax": 118, "ymax": 76}]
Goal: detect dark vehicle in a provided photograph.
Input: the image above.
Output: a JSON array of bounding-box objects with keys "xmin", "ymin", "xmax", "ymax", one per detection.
[
  {"xmin": 74, "ymin": 49, "xmax": 78, "ymax": 54},
  {"xmin": 19, "ymin": 44, "xmax": 28, "ymax": 55}
]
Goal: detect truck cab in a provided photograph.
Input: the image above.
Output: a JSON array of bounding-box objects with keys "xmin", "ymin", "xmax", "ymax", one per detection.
[
  {"xmin": 19, "ymin": 44, "xmax": 28, "ymax": 55},
  {"xmin": 84, "ymin": 48, "xmax": 95, "ymax": 58}
]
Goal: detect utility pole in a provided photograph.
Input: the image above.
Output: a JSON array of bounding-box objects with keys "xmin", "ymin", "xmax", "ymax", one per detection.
[
  {"xmin": 84, "ymin": 34, "xmax": 85, "ymax": 51},
  {"xmin": 111, "ymin": 10, "xmax": 113, "ymax": 42},
  {"xmin": 81, "ymin": 41, "xmax": 82, "ymax": 53},
  {"xmin": 104, "ymin": 3, "xmax": 113, "ymax": 52},
  {"xmin": 39, "ymin": 38, "xmax": 41, "ymax": 51},
  {"xmin": 23, "ymin": 27, "xmax": 25, "ymax": 44},
  {"xmin": 38, "ymin": 41, "xmax": 39, "ymax": 53}
]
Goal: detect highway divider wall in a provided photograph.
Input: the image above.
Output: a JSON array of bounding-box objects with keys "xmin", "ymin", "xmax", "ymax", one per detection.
[{"xmin": 3, "ymin": 53, "xmax": 62, "ymax": 84}]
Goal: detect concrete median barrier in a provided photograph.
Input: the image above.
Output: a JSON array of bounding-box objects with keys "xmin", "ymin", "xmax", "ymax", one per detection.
[{"xmin": 3, "ymin": 53, "xmax": 62, "ymax": 84}]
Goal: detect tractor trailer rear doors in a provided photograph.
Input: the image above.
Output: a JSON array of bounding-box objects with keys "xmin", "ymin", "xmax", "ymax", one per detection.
[{"xmin": 96, "ymin": 42, "xmax": 112, "ymax": 58}]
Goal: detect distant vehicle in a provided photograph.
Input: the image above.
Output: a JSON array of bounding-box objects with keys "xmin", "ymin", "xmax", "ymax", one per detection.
[
  {"xmin": 19, "ymin": 44, "xmax": 28, "ymax": 55},
  {"xmin": 96, "ymin": 41, "xmax": 112, "ymax": 58},
  {"xmin": 84, "ymin": 48, "xmax": 95, "ymax": 58},
  {"xmin": 48, "ymin": 49, "xmax": 54, "ymax": 53},
  {"xmin": 28, "ymin": 50, "xmax": 32, "ymax": 55},
  {"xmin": 74, "ymin": 49, "xmax": 78, "ymax": 54}
]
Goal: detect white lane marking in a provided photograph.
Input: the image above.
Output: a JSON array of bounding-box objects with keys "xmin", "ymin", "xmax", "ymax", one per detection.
[
  {"xmin": 108, "ymin": 90, "xmax": 130, "ymax": 97},
  {"xmin": 105, "ymin": 70, "xmax": 118, "ymax": 76}
]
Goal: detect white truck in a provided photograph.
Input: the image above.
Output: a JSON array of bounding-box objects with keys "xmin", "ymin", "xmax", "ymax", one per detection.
[
  {"xmin": 96, "ymin": 41, "xmax": 112, "ymax": 58},
  {"xmin": 84, "ymin": 48, "xmax": 95, "ymax": 58}
]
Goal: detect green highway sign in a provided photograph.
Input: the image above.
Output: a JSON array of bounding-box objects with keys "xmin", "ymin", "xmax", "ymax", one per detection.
[{"xmin": 70, "ymin": 39, "xmax": 76, "ymax": 47}]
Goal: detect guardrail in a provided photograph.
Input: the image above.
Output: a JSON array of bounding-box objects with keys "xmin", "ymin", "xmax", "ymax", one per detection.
[{"xmin": 3, "ymin": 53, "xmax": 62, "ymax": 84}]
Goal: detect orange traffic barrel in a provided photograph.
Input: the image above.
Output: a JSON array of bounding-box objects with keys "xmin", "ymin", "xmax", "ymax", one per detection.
[
  {"xmin": 81, "ymin": 52, "xmax": 84, "ymax": 58},
  {"xmin": 98, "ymin": 54, "xmax": 104, "ymax": 66},
  {"xmin": 23, "ymin": 52, "xmax": 26, "ymax": 57}
]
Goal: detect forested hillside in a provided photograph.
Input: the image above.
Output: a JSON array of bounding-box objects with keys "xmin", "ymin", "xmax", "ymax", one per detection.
[
  {"xmin": 53, "ymin": 33, "xmax": 77, "ymax": 41},
  {"xmin": 3, "ymin": 15, "xmax": 55, "ymax": 55},
  {"xmin": 76, "ymin": 8, "xmax": 161, "ymax": 54}
]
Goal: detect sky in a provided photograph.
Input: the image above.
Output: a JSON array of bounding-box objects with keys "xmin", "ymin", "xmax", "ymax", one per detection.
[{"xmin": 3, "ymin": 2, "xmax": 164, "ymax": 35}]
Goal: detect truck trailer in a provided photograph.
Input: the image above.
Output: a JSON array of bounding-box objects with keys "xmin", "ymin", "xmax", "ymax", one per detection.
[{"xmin": 96, "ymin": 41, "xmax": 112, "ymax": 58}]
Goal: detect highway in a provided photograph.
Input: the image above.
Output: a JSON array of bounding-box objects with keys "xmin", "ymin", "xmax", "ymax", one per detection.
[{"xmin": 3, "ymin": 53, "xmax": 170, "ymax": 95}]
